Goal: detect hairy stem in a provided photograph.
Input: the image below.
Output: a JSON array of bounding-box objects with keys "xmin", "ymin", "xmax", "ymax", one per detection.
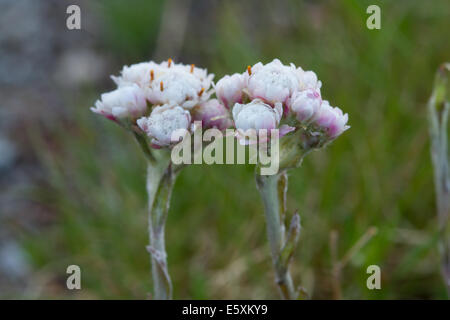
[
  {"xmin": 146, "ymin": 155, "xmax": 177, "ymax": 299},
  {"xmin": 256, "ymin": 172, "xmax": 298, "ymax": 300}
]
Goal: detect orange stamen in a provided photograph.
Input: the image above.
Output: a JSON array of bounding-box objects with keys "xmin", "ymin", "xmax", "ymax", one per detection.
[
  {"xmin": 150, "ymin": 69, "xmax": 154, "ymax": 81},
  {"xmin": 168, "ymin": 58, "xmax": 172, "ymax": 67},
  {"xmin": 247, "ymin": 65, "xmax": 252, "ymax": 75},
  {"xmin": 198, "ymin": 88, "xmax": 205, "ymax": 96},
  {"xmin": 190, "ymin": 64, "xmax": 195, "ymax": 73},
  {"xmin": 160, "ymin": 81, "xmax": 164, "ymax": 91}
]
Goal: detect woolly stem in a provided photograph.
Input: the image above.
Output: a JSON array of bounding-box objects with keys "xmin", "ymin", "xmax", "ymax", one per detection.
[
  {"xmin": 256, "ymin": 172, "xmax": 298, "ymax": 300},
  {"xmin": 146, "ymin": 155, "xmax": 178, "ymax": 299}
]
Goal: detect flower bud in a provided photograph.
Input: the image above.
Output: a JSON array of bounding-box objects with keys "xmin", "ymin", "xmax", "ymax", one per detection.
[
  {"xmin": 215, "ymin": 73, "xmax": 246, "ymax": 109},
  {"xmin": 137, "ymin": 104, "xmax": 191, "ymax": 147},
  {"xmin": 91, "ymin": 84, "xmax": 147, "ymax": 121},
  {"xmin": 192, "ymin": 99, "xmax": 232, "ymax": 131},
  {"xmin": 313, "ymin": 101, "xmax": 349, "ymax": 139},
  {"xmin": 289, "ymin": 89, "xmax": 322, "ymax": 123}
]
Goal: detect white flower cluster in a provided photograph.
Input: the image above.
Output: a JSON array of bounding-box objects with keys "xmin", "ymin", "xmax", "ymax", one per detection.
[
  {"xmin": 92, "ymin": 59, "xmax": 232, "ymax": 147},
  {"xmin": 215, "ymin": 59, "xmax": 349, "ymax": 140},
  {"xmin": 92, "ymin": 58, "xmax": 349, "ymax": 150}
]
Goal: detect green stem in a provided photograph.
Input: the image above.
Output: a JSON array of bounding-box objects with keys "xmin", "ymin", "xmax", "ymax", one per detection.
[
  {"xmin": 254, "ymin": 129, "xmax": 316, "ymax": 299},
  {"xmin": 146, "ymin": 156, "xmax": 177, "ymax": 299},
  {"xmin": 256, "ymin": 172, "xmax": 297, "ymax": 300}
]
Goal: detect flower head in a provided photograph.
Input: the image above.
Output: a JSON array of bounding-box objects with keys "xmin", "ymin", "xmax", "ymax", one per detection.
[
  {"xmin": 247, "ymin": 59, "xmax": 299, "ymax": 105},
  {"xmin": 233, "ymin": 99, "xmax": 282, "ymax": 132},
  {"xmin": 171, "ymin": 62, "xmax": 214, "ymax": 85},
  {"xmin": 110, "ymin": 59, "xmax": 214, "ymax": 110},
  {"xmin": 91, "ymin": 84, "xmax": 147, "ymax": 121},
  {"xmin": 289, "ymin": 89, "xmax": 322, "ymax": 123},
  {"xmin": 146, "ymin": 60, "xmax": 214, "ymax": 109},
  {"xmin": 215, "ymin": 59, "xmax": 348, "ymax": 149},
  {"xmin": 147, "ymin": 70, "xmax": 209, "ymax": 109},
  {"xmin": 137, "ymin": 104, "xmax": 191, "ymax": 147},
  {"xmin": 192, "ymin": 99, "xmax": 232, "ymax": 131},
  {"xmin": 313, "ymin": 101, "xmax": 349, "ymax": 139},
  {"xmin": 296, "ymin": 68, "xmax": 322, "ymax": 92},
  {"xmin": 112, "ymin": 62, "xmax": 161, "ymax": 88},
  {"xmin": 215, "ymin": 73, "xmax": 246, "ymax": 109},
  {"xmin": 232, "ymin": 100, "xmax": 283, "ymax": 145}
]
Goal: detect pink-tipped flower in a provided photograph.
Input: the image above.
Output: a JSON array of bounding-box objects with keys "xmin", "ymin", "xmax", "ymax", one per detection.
[
  {"xmin": 137, "ymin": 104, "xmax": 191, "ymax": 147},
  {"xmin": 314, "ymin": 101, "xmax": 349, "ymax": 139},
  {"xmin": 289, "ymin": 89, "xmax": 322, "ymax": 123},
  {"xmin": 192, "ymin": 99, "xmax": 232, "ymax": 131},
  {"xmin": 91, "ymin": 84, "xmax": 147, "ymax": 121},
  {"xmin": 247, "ymin": 59, "xmax": 299, "ymax": 105},
  {"xmin": 215, "ymin": 73, "xmax": 246, "ymax": 109}
]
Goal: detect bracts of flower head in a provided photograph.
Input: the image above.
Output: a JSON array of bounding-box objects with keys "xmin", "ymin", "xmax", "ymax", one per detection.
[
  {"xmin": 215, "ymin": 59, "xmax": 349, "ymax": 299},
  {"xmin": 91, "ymin": 59, "xmax": 231, "ymax": 300}
]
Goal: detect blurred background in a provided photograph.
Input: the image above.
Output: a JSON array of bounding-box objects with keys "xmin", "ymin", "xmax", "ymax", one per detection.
[{"xmin": 1, "ymin": 0, "xmax": 449, "ymax": 299}]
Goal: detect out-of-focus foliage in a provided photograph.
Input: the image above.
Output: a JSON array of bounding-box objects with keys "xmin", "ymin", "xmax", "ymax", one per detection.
[{"xmin": 17, "ymin": 0, "xmax": 450, "ymax": 298}]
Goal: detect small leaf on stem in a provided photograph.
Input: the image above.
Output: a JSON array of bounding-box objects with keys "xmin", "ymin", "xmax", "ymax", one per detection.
[{"xmin": 277, "ymin": 212, "xmax": 301, "ymax": 273}]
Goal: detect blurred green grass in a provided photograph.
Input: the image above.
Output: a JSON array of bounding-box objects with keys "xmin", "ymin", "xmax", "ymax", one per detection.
[{"xmin": 20, "ymin": 0, "xmax": 450, "ymax": 298}]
